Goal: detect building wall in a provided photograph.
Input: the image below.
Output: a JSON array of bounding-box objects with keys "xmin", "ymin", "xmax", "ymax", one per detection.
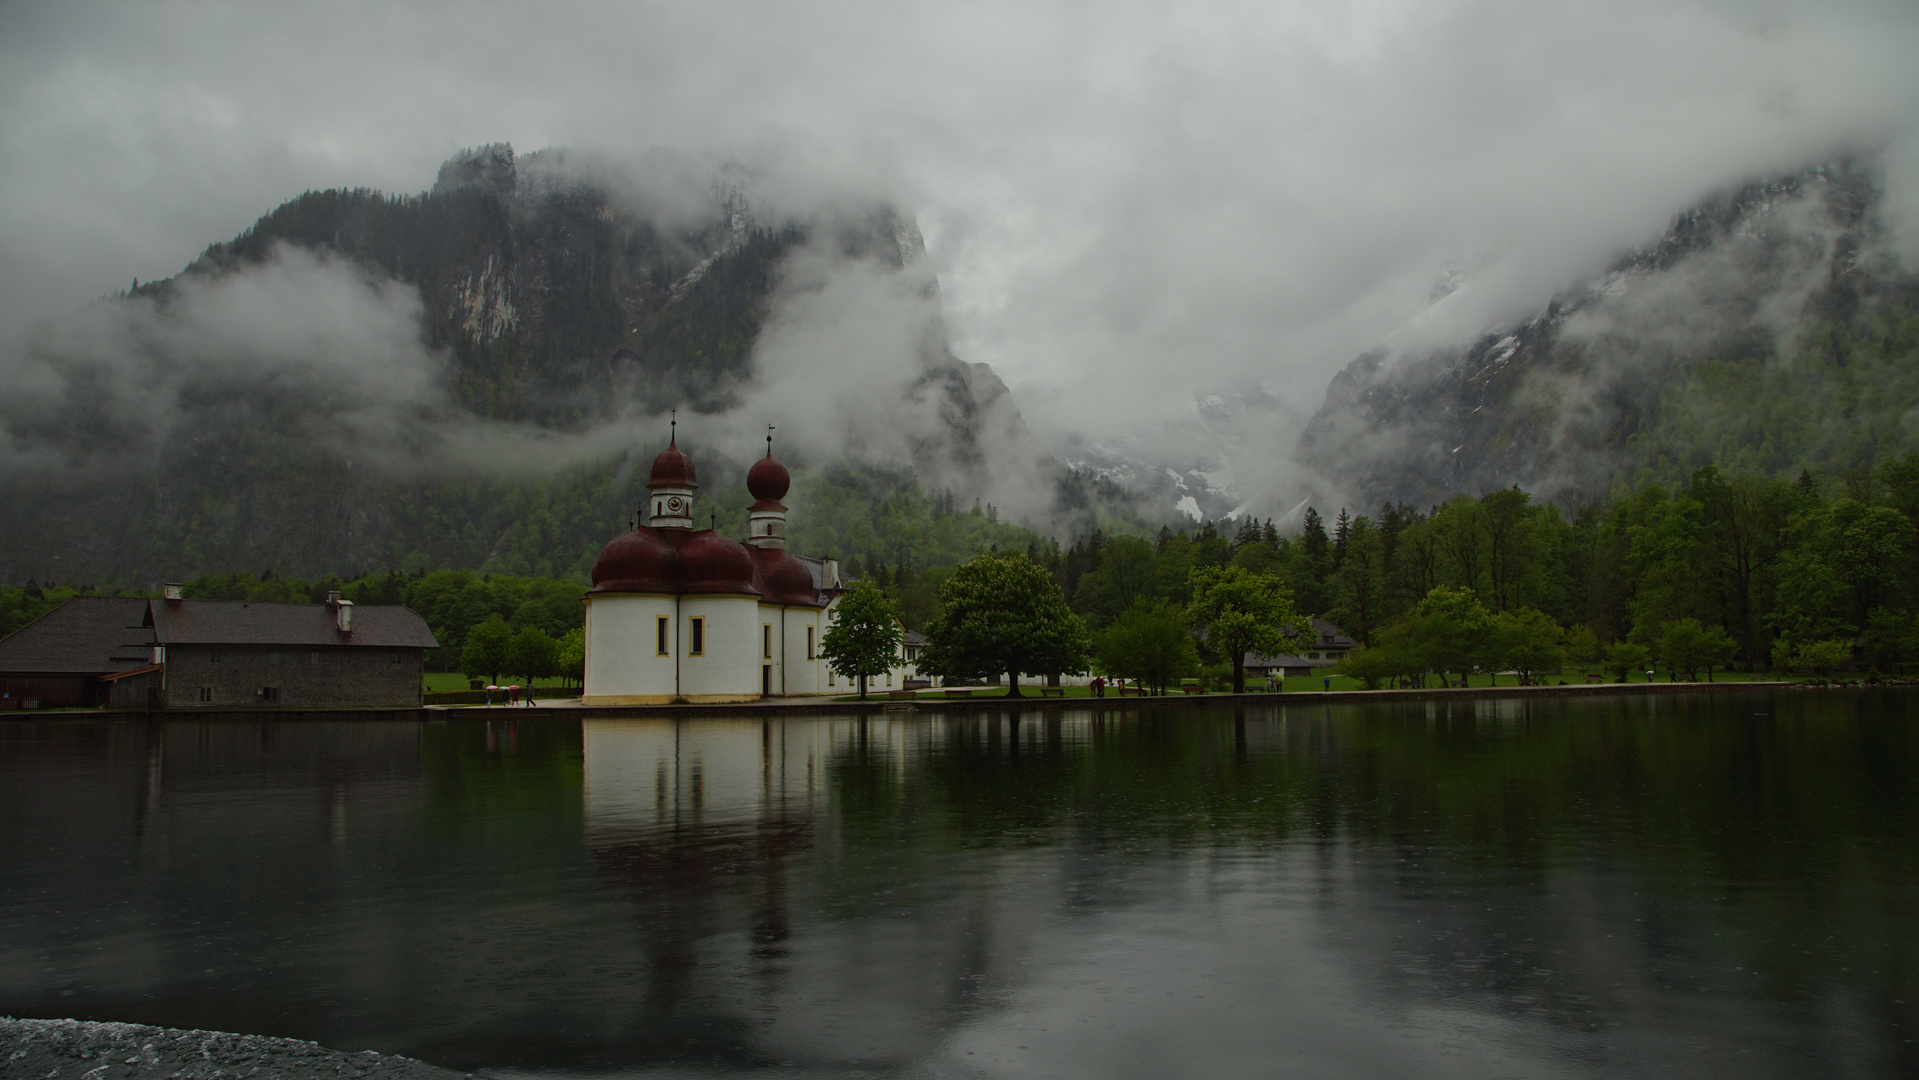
[
  {"xmin": 584, "ymin": 593, "xmax": 781, "ymax": 703},
  {"xmin": 769, "ymin": 603, "xmax": 827, "ymax": 696},
  {"xmin": 583, "ymin": 594, "xmax": 678, "ymax": 704},
  {"xmin": 677, "ymin": 595, "xmax": 760, "ymax": 702},
  {"xmin": 585, "ymin": 593, "xmax": 858, "ymax": 703},
  {"xmin": 0, "ymin": 674, "xmax": 97, "ymax": 709},
  {"xmin": 106, "ymin": 670, "xmax": 162, "ymax": 710},
  {"xmin": 162, "ymin": 645, "xmax": 423, "ymax": 708}
]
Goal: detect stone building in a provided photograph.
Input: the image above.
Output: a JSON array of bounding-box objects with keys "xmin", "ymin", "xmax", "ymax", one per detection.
[{"xmin": 0, "ymin": 591, "xmax": 438, "ymax": 710}]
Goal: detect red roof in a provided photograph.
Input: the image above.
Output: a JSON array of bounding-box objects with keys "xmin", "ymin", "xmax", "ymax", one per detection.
[
  {"xmin": 746, "ymin": 451, "xmax": 791, "ymax": 506},
  {"xmin": 647, "ymin": 436, "xmax": 697, "ymax": 489},
  {"xmin": 591, "ymin": 526, "xmax": 810, "ymax": 600},
  {"xmin": 749, "ymin": 547, "xmax": 819, "ymax": 605}
]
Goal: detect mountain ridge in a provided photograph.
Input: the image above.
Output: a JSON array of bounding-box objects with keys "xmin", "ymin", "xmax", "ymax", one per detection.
[{"xmin": 1294, "ymin": 158, "xmax": 1918, "ymax": 512}]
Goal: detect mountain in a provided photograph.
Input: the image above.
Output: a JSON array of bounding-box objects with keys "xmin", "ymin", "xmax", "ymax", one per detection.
[
  {"xmin": 1295, "ymin": 159, "xmax": 1919, "ymax": 511},
  {"xmin": 0, "ymin": 145, "xmax": 1102, "ymax": 586}
]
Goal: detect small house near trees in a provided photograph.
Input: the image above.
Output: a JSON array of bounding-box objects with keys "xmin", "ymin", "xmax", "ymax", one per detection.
[{"xmin": 1241, "ymin": 618, "xmax": 1357, "ymax": 680}]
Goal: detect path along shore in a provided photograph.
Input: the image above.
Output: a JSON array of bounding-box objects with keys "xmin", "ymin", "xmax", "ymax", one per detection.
[
  {"xmin": 0, "ymin": 680, "xmax": 1815, "ymax": 721},
  {"xmin": 428, "ymin": 678, "xmax": 1799, "ymax": 720}
]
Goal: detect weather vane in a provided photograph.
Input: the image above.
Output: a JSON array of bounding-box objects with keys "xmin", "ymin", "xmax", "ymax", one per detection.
[{"xmin": 766, "ymin": 424, "xmax": 775, "ymax": 454}]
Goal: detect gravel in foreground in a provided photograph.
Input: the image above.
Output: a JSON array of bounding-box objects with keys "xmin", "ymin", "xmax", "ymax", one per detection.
[{"xmin": 1, "ymin": 1017, "xmax": 471, "ymax": 1080}]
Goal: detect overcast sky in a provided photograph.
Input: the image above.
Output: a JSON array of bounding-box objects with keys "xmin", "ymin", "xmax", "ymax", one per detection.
[{"xmin": 5, "ymin": 0, "xmax": 1917, "ymax": 453}]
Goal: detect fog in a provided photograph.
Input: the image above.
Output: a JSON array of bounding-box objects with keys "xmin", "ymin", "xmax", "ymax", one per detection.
[{"xmin": 3, "ymin": 0, "xmax": 1917, "ymax": 513}]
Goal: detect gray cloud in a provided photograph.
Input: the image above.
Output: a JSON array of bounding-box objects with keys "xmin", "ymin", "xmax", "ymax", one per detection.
[{"xmin": 3, "ymin": 0, "xmax": 1917, "ymax": 497}]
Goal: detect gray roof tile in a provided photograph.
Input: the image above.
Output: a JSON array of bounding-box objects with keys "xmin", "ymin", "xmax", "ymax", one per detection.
[
  {"xmin": 149, "ymin": 600, "xmax": 439, "ymax": 649},
  {"xmin": 0, "ymin": 597, "xmax": 154, "ymax": 675}
]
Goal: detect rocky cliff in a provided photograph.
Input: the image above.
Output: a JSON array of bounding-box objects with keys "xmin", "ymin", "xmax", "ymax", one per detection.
[{"xmin": 1295, "ymin": 159, "xmax": 1918, "ymax": 511}]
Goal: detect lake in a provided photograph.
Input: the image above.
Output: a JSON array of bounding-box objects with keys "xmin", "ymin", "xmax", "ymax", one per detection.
[{"xmin": 1, "ymin": 691, "xmax": 1914, "ymax": 1078}]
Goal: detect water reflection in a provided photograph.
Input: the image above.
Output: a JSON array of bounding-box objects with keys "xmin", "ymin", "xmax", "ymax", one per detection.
[{"xmin": 0, "ymin": 694, "xmax": 1913, "ymax": 1078}]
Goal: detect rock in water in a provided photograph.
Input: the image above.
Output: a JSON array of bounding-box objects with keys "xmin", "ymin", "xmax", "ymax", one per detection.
[{"xmin": 0, "ymin": 1017, "xmax": 469, "ymax": 1080}]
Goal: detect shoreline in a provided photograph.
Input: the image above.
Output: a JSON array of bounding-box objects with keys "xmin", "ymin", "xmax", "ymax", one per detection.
[
  {"xmin": 531, "ymin": 678, "xmax": 1798, "ymax": 718},
  {"xmin": 0, "ymin": 678, "xmax": 1807, "ymax": 721}
]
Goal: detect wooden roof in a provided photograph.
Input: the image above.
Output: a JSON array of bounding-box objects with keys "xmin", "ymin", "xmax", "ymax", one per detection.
[{"xmin": 0, "ymin": 597, "xmax": 154, "ymax": 675}]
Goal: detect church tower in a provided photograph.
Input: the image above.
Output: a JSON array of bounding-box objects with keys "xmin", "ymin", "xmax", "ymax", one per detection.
[
  {"xmin": 647, "ymin": 418, "xmax": 698, "ymax": 529},
  {"xmin": 745, "ymin": 428, "xmax": 790, "ymax": 550}
]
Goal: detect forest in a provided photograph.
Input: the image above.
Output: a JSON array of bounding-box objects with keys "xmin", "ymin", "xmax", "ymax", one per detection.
[{"xmin": 7, "ymin": 453, "xmax": 1917, "ymax": 683}]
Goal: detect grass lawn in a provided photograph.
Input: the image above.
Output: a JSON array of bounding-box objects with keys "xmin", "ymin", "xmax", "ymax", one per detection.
[{"xmin": 424, "ymin": 672, "xmax": 579, "ymax": 692}]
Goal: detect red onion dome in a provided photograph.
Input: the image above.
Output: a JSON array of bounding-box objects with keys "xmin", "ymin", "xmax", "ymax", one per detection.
[
  {"xmin": 752, "ymin": 548, "xmax": 820, "ymax": 606},
  {"xmin": 648, "ymin": 437, "xmax": 697, "ymax": 489},
  {"xmin": 746, "ymin": 451, "xmax": 791, "ymax": 506},
  {"xmin": 590, "ymin": 528, "xmax": 679, "ymax": 593},
  {"xmin": 677, "ymin": 531, "xmax": 760, "ymax": 595}
]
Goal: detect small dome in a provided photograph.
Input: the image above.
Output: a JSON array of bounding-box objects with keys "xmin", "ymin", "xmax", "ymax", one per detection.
[
  {"xmin": 752, "ymin": 548, "xmax": 820, "ymax": 606},
  {"xmin": 590, "ymin": 528, "xmax": 678, "ymax": 593},
  {"xmin": 746, "ymin": 451, "xmax": 791, "ymax": 505},
  {"xmin": 648, "ymin": 437, "xmax": 697, "ymax": 489},
  {"xmin": 678, "ymin": 530, "xmax": 759, "ymax": 595}
]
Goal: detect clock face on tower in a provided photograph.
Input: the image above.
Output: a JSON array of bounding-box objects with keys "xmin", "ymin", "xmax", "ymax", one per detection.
[{"xmin": 667, "ymin": 497, "xmax": 684, "ymax": 512}]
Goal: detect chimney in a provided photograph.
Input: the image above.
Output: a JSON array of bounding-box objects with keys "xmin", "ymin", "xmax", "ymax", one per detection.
[
  {"xmin": 327, "ymin": 592, "xmax": 353, "ymax": 634},
  {"xmin": 163, "ymin": 583, "xmax": 183, "ymax": 603}
]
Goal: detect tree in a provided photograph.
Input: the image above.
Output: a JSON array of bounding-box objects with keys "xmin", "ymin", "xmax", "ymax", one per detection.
[
  {"xmin": 1564, "ymin": 623, "xmax": 1602, "ymax": 674},
  {"xmin": 1390, "ymin": 586, "xmax": 1496, "ymax": 687},
  {"xmin": 1187, "ymin": 565, "xmax": 1313, "ymax": 693},
  {"xmin": 1492, "ymin": 607, "xmax": 1566, "ymax": 682},
  {"xmin": 505, "ymin": 626, "xmax": 559, "ymax": 689},
  {"xmin": 461, "ymin": 614, "xmax": 511, "ymax": 685},
  {"xmin": 1096, "ymin": 599, "xmax": 1199, "ymax": 694},
  {"xmin": 1330, "ymin": 645, "xmax": 1403, "ymax": 690},
  {"xmin": 1861, "ymin": 608, "xmax": 1919, "ymax": 675},
  {"xmin": 1330, "ymin": 516, "xmax": 1386, "ymax": 646},
  {"xmin": 1604, "ymin": 640, "xmax": 1652, "ymax": 683},
  {"xmin": 1655, "ymin": 618, "xmax": 1737, "ymax": 681},
  {"xmin": 918, "ymin": 554, "xmax": 1089, "ymax": 697},
  {"xmin": 1787, "ymin": 638, "xmax": 1852, "ymax": 678},
  {"xmin": 556, "ymin": 627, "xmax": 585, "ymax": 686},
  {"xmin": 822, "ymin": 580, "xmax": 905, "ymax": 699}
]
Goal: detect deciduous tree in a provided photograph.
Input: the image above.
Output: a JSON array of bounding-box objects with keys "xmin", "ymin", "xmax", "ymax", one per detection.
[
  {"xmin": 461, "ymin": 614, "xmax": 511, "ymax": 685},
  {"xmin": 1187, "ymin": 565, "xmax": 1313, "ymax": 693},
  {"xmin": 919, "ymin": 554, "xmax": 1089, "ymax": 697},
  {"xmin": 822, "ymin": 580, "xmax": 905, "ymax": 699},
  {"xmin": 505, "ymin": 626, "xmax": 559, "ymax": 690},
  {"xmin": 1096, "ymin": 599, "xmax": 1199, "ymax": 695}
]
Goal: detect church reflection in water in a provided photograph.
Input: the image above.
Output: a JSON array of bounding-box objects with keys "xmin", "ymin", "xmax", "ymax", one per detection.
[{"xmin": 572, "ymin": 715, "xmax": 1007, "ymax": 1069}]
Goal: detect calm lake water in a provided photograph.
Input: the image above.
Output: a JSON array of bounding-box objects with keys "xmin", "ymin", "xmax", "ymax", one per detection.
[{"xmin": 1, "ymin": 692, "xmax": 1914, "ymax": 1078}]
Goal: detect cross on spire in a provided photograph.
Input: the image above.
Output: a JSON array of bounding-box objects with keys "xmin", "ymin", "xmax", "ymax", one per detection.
[{"xmin": 766, "ymin": 424, "xmax": 775, "ymax": 457}]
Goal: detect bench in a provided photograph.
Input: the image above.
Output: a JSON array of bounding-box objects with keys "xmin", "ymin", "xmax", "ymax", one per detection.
[
  {"xmin": 1118, "ymin": 685, "xmax": 1147, "ymax": 696},
  {"xmin": 1038, "ymin": 686, "xmax": 1067, "ymax": 698},
  {"xmin": 1585, "ymin": 674, "xmax": 1604, "ymax": 683},
  {"xmin": 888, "ymin": 689, "xmax": 916, "ymax": 700},
  {"xmin": 944, "ymin": 688, "xmax": 974, "ymax": 698},
  {"xmin": 1181, "ymin": 684, "xmax": 1204, "ymax": 694}
]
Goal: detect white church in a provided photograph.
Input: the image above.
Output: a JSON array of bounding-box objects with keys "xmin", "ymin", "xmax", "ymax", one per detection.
[{"xmin": 582, "ymin": 427, "xmax": 912, "ymax": 704}]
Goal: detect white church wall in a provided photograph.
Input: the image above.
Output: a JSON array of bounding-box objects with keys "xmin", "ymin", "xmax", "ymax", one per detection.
[
  {"xmin": 678, "ymin": 595, "xmax": 761, "ymax": 702},
  {"xmin": 767, "ymin": 604, "xmax": 826, "ymax": 696},
  {"xmin": 582, "ymin": 594, "xmax": 678, "ymax": 704}
]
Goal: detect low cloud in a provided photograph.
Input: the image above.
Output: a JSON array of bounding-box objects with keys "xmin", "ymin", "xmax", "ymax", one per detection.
[{"xmin": 3, "ymin": 0, "xmax": 1917, "ymax": 512}]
